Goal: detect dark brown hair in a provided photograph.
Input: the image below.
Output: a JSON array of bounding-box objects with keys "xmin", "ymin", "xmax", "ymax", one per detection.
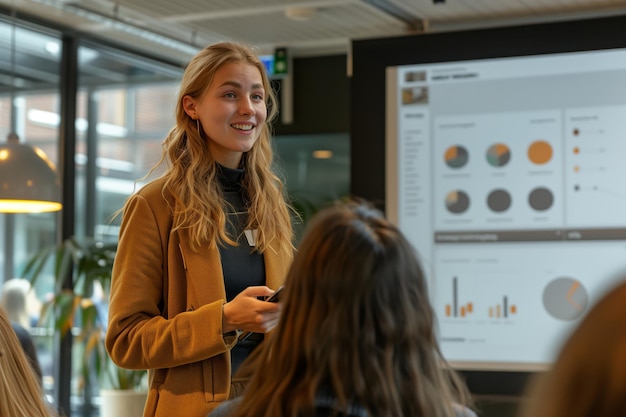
[{"xmin": 232, "ymin": 199, "xmax": 472, "ymax": 417}]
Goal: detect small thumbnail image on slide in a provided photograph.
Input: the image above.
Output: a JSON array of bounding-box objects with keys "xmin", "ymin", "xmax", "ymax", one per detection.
[
  {"xmin": 405, "ymin": 70, "xmax": 426, "ymax": 82},
  {"xmin": 402, "ymin": 86, "xmax": 429, "ymax": 105}
]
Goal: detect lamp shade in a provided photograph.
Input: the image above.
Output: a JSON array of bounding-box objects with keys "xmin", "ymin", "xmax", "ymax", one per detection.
[{"xmin": 0, "ymin": 135, "xmax": 62, "ymax": 213}]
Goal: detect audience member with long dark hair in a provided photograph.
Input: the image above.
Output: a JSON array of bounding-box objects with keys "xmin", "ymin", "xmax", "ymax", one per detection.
[{"xmin": 210, "ymin": 200, "xmax": 476, "ymax": 417}]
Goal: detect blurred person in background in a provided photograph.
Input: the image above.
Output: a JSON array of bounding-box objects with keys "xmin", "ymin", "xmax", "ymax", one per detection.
[
  {"xmin": 1, "ymin": 278, "xmax": 43, "ymax": 384},
  {"xmin": 1, "ymin": 278, "xmax": 41, "ymax": 329}
]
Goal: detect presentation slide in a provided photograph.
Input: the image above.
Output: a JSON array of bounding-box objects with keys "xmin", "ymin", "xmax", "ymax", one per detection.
[{"xmin": 386, "ymin": 48, "xmax": 626, "ymax": 370}]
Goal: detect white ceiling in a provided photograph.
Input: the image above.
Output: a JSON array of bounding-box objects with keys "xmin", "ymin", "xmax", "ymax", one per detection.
[{"xmin": 2, "ymin": 0, "xmax": 626, "ymax": 63}]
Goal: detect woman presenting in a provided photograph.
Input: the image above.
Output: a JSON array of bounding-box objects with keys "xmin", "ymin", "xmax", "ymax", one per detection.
[{"xmin": 105, "ymin": 41, "xmax": 294, "ymax": 417}]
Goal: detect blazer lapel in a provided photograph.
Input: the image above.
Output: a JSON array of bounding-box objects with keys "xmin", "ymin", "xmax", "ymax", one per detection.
[
  {"xmin": 178, "ymin": 237, "xmax": 226, "ymax": 307},
  {"xmin": 263, "ymin": 241, "xmax": 292, "ymax": 289}
]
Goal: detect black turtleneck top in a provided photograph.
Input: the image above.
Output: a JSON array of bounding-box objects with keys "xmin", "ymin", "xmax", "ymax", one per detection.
[{"xmin": 216, "ymin": 164, "xmax": 265, "ymax": 373}]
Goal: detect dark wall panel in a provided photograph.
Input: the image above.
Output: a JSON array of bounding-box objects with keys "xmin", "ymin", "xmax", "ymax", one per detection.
[{"xmin": 273, "ymin": 54, "xmax": 350, "ymax": 135}]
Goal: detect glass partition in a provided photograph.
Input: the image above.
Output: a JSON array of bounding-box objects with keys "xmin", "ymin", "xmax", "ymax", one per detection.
[{"xmin": 0, "ymin": 16, "xmax": 62, "ymax": 405}]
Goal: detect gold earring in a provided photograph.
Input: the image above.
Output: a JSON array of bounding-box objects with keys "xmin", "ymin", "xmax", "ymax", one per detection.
[{"xmin": 196, "ymin": 119, "xmax": 201, "ymax": 137}]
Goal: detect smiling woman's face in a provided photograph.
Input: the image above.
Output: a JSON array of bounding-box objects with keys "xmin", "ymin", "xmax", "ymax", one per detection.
[{"xmin": 183, "ymin": 61, "xmax": 266, "ymax": 168}]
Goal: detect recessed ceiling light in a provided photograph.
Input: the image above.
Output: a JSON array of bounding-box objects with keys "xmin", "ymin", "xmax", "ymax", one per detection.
[
  {"xmin": 312, "ymin": 150, "xmax": 333, "ymax": 159},
  {"xmin": 285, "ymin": 7, "xmax": 317, "ymax": 21}
]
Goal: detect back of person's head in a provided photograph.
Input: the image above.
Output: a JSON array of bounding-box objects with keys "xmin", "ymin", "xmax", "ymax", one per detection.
[
  {"xmin": 519, "ymin": 279, "xmax": 626, "ymax": 417},
  {"xmin": 0, "ymin": 307, "xmax": 56, "ymax": 417},
  {"xmin": 235, "ymin": 199, "xmax": 470, "ymax": 417}
]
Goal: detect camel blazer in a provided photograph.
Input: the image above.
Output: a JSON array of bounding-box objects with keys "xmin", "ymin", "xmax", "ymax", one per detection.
[{"xmin": 105, "ymin": 178, "xmax": 292, "ymax": 417}]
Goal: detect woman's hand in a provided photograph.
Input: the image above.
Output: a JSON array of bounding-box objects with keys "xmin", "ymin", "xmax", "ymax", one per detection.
[{"xmin": 222, "ymin": 286, "xmax": 281, "ymax": 334}]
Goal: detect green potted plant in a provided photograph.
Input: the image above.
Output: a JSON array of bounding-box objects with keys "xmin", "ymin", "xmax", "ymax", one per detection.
[{"xmin": 23, "ymin": 236, "xmax": 147, "ymax": 416}]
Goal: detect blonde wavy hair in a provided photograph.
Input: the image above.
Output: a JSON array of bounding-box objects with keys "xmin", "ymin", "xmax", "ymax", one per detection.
[
  {"xmin": 145, "ymin": 41, "xmax": 293, "ymax": 253},
  {"xmin": 231, "ymin": 200, "xmax": 472, "ymax": 417},
  {"xmin": 0, "ymin": 307, "xmax": 57, "ymax": 417}
]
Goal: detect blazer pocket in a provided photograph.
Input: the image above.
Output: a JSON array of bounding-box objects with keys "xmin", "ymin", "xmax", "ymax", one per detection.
[{"xmin": 203, "ymin": 356, "xmax": 231, "ymax": 403}]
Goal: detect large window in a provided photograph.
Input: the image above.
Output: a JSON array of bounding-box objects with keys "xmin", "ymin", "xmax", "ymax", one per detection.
[
  {"xmin": 75, "ymin": 43, "xmax": 183, "ymax": 243},
  {"xmin": 0, "ymin": 17, "xmax": 62, "ymax": 405},
  {"xmin": 0, "ymin": 17, "xmax": 62, "ymax": 288}
]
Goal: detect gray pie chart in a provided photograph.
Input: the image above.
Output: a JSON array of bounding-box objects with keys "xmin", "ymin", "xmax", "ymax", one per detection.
[
  {"xmin": 543, "ymin": 277, "xmax": 588, "ymax": 321},
  {"xmin": 529, "ymin": 187, "xmax": 554, "ymax": 211},
  {"xmin": 487, "ymin": 189, "xmax": 511, "ymax": 212}
]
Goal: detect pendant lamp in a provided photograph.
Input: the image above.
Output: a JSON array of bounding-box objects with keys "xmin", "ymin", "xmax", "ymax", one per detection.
[
  {"xmin": 1, "ymin": 6, "xmax": 62, "ymax": 213},
  {"xmin": 0, "ymin": 132, "xmax": 62, "ymax": 213}
]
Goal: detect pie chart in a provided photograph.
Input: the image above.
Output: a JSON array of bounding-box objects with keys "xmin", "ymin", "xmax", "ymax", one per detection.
[
  {"xmin": 444, "ymin": 145, "xmax": 469, "ymax": 168},
  {"xmin": 528, "ymin": 187, "xmax": 554, "ymax": 211},
  {"xmin": 487, "ymin": 189, "xmax": 512, "ymax": 212},
  {"xmin": 543, "ymin": 277, "xmax": 588, "ymax": 321},
  {"xmin": 445, "ymin": 190, "xmax": 470, "ymax": 214},
  {"xmin": 486, "ymin": 143, "xmax": 511, "ymax": 167}
]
